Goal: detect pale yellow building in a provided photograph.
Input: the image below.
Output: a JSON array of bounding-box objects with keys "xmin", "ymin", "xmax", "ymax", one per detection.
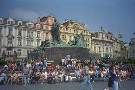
[
  {"xmin": 129, "ymin": 37, "xmax": 135, "ymax": 59},
  {"xmin": 59, "ymin": 20, "xmax": 91, "ymax": 49}
]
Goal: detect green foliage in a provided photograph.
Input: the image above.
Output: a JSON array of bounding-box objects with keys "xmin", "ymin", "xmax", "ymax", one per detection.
[
  {"xmin": 0, "ymin": 59, "xmax": 7, "ymax": 66},
  {"xmin": 127, "ymin": 58, "xmax": 135, "ymax": 64}
]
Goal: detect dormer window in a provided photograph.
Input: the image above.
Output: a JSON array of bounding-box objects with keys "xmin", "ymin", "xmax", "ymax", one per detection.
[
  {"xmin": 7, "ymin": 18, "xmax": 15, "ymax": 25},
  {"xmin": 27, "ymin": 22, "xmax": 34, "ymax": 28},
  {"xmin": 18, "ymin": 21, "xmax": 22, "ymax": 26},
  {"xmin": 7, "ymin": 20, "xmax": 14, "ymax": 25},
  {"xmin": 18, "ymin": 29, "xmax": 22, "ymax": 36},
  {"xmin": 36, "ymin": 24, "xmax": 40, "ymax": 29},
  {"xmin": 7, "ymin": 21, "xmax": 11, "ymax": 24}
]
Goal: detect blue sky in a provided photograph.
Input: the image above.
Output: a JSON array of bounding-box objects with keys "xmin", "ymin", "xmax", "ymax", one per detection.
[{"xmin": 0, "ymin": 0, "xmax": 135, "ymax": 42}]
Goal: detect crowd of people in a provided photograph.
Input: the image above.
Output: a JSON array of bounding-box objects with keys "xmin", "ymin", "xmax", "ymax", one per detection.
[{"xmin": 0, "ymin": 55, "xmax": 134, "ymax": 87}]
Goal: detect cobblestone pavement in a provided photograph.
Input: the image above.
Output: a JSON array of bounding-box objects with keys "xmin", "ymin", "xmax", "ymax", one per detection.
[{"xmin": 0, "ymin": 80, "xmax": 135, "ymax": 90}]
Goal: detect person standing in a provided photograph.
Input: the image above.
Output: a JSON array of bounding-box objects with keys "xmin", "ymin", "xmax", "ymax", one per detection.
[
  {"xmin": 80, "ymin": 67, "xmax": 93, "ymax": 90},
  {"xmin": 110, "ymin": 66, "xmax": 119, "ymax": 90}
]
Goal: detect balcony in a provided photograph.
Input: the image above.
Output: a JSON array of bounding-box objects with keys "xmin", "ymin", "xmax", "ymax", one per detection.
[{"xmin": 92, "ymin": 37, "xmax": 113, "ymax": 43}]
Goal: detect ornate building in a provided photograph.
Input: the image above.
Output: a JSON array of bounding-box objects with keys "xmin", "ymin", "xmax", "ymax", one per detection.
[
  {"xmin": 129, "ymin": 34, "xmax": 135, "ymax": 59},
  {"xmin": 59, "ymin": 21, "xmax": 128, "ymax": 60},
  {"xmin": 0, "ymin": 16, "xmax": 55, "ymax": 60},
  {"xmin": 113, "ymin": 37, "xmax": 128, "ymax": 60},
  {"xmin": 91, "ymin": 28, "xmax": 128, "ymax": 59},
  {"xmin": 59, "ymin": 20, "xmax": 91, "ymax": 49},
  {"xmin": 91, "ymin": 29, "xmax": 114, "ymax": 58},
  {"xmin": 0, "ymin": 16, "xmax": 128, "ymax": 61}
]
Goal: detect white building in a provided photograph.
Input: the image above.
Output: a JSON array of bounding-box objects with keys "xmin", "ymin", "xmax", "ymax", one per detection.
[
  {"xmin": 0, "ymin": 16, "xmax": 55, "ymax": 60},
  {"xmin": 91, "ymin": 31, "xmax": 114, "ymax": 58},
  {"xmin": 129, "ymin": 36, "xmax": 135, "ymax": 59}
]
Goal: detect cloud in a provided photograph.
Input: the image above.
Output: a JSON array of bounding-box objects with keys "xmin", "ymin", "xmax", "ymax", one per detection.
[{"xmin": 9, "ymin": 8, "xmax": 39, "ymax": 21}]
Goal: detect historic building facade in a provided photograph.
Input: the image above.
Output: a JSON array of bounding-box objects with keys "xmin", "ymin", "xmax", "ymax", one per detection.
[
  {"xmin": 59, "ymin": 20, "xmax": 91, "ymax": 49},
  {"xmin": 91, "ymin": 29, "xmax": 128, "ymax": 59},
  {"xmin": 113, "ymin": 37, "xmax": 128, "ymax": 60},
  {"xmin": 59, "ymin": 21, "xmax": 128, "ymax": 59},
  {"xmin": 128, "ymin": 35, "xmax": 135, "ymax": 59},
  {"xmin": 0, "ymin": 16, "xmax": 128, "ymax": 60},
  {"xmin": 91, "ymin": 30, "xmax": 114, "ymax": 58},
  {"xmin": 0, "ymin": 16, "xmax": 55, "ymax": 60}
]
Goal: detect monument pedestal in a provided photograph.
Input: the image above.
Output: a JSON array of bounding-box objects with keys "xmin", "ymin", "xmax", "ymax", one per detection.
[{"xmin": 43, "ymin": 47, "xmax": 91, "ymax": 62}]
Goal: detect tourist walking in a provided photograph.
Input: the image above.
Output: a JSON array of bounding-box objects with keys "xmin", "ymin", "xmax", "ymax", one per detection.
[
  {"xmin": 80, "ymin": 67, "xmax": 93, "ymax": 90},
  {"xmin": 110, "ymin": 66, "xmax": 119, "ymax": 90}
]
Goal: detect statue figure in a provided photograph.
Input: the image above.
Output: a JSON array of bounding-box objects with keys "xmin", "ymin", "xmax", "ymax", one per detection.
[
  {"xmin": 41, "ymin": 40, "xmax": 51, "ymax": 47},
  {"xmin": 68, "ymin": 33, "xmax": 85, "ymax": 47},
  {"xmin": 51, "ymin": 21, "xmax": 61, "ymax": 43}
]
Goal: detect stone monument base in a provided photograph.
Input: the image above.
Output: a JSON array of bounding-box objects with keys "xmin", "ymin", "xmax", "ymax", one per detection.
[{"xmin": 43, "ymin": 47, "xmax": 91, "ymax": 62}]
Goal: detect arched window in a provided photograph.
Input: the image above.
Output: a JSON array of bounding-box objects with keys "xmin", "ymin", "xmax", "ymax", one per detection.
[
  {"xmin": 18, "ymin": 21, "xmax": 22, "ymax": 26},
  {"xmin": 36, "ymin": 24, "xmax": 41, "ymax": 29},
  {"xmin": 7, "ymin": 18, "xmax": 15, "ymax": 25}
]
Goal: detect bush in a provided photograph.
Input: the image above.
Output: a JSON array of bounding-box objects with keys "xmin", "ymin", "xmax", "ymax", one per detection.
[
  {"xmin": 0, "ymin": 59, "xmax": 7, "ymax": 66},
  {"xmin": 127, "ymin": 58, "xmax": 135, "ymax": 64}
]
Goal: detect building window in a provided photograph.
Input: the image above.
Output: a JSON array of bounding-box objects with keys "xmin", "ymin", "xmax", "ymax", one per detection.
[
  {"xmin": 106, "ymin": 35, "xmax": 109, "ymax": 39},
  {"xmin": 18, "ymin": 38, "xmax": 22, "ymax": 46},
  {"xmin": 102, "ymin": 33, "xmax": 104, "ymax": 39},
  {"xmin": 18, "ymin": 29, "xmax": 22, "ymax": 36},
  {"xmin": 27, "ymin": 50, "xmax": 30, "ymax": 55},
  {"xmin": 0, "ymin": 19, "xmax": 3, "ymax": 24},
  {"xmin": 7, "ymin": 27, "xmax": 14, "ymax": 47},
  {"xmin": 31, "ymin": 31, "xmax": 33, "ymax": 38},
  {"xmin": 45, "ymin": 32, "xmax": 49, "ymax": 40},
  {"xmin": 69, "ymin": 36, "xmax": 72, "ymax": 40},
  {"xmin": 133, "ymin": 49, "xmax": 135, "ymax": 56},
  {"xmin": 76, "ymin": 30, "xmax": 78, "ymax": 34},
  {"xmin": 0, "ymin": 38, "xmax": 1, "ymax": 46},
  {"xmin": 27, "ymin": 23, "xmax": 34, "ymax": 28},
  {"xmin": 103, "ymin": 47, "xmax": 104, "ymax": 52},
  {"xmin": 62, "ymin": 35, "xmax": 66, "ymax": 40},
  {"xmin": 95, "ymin": 33, "xmax": 98, "ymax": 38},
  {"xmin": 99, "ymin": 47, "xmax": 101, "ymax": 52},
  {"xmin": 7, "ymin": 38, "xmax": 13, "ymax": 47},
  {"xmin": 36, "ymin": 24, "xmax": 40, "ymax": 29},
  {"xmin": 27, "ymin": 39, "xmax": 31, "ymax": 46},
  {"xmin": 106, "ymin": 47, "xmax": 108, "ymax": 52},
  {"xmin": 17, "ymin": 49, "xmax": 21, "ymax": 56},
  {"xmin": 18, "ymin": 21, "xmax": 22, "ymax": 26},
  {"xmin": 27, "ymin": 31, "xmax": 31, "ymax": 38},
  {"xmin": 7, "ymin": 21, "xmax": 11, "ymax": 24},
  {"xmin": 7, "ymin": 20, "xmax": 14, "ymax": 25},
  {"xmin": 110, "ymin": 47, "xmax": 111, "ymax": 52},
  {"xmin": 37, "ymin": 31, "xmax": 40, "ymax": 38},
  {"xmin": 8, "ymin": 27, "xmax": 13, "ymax": 33},
  {"xmin": 94, "ymin": 46, "xmax": 96, "ymax": 51},
  {"xmin": 31, "ymin": 40, "xmax": 33, "ymax": 46},
  {"xmin": 7, "ymin": 50, "xmax": 12, "ymax": 57},
  {"xmin": 74, "ymin": 30, "xmax": 76, "ymax": 33},
  {"xmin": 37, "ymin": 40, "xmax": 40, "ymax": 46},
  {"xmin": 0, "ymin": 27, "xmax": 2, "ymax": 36}
]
